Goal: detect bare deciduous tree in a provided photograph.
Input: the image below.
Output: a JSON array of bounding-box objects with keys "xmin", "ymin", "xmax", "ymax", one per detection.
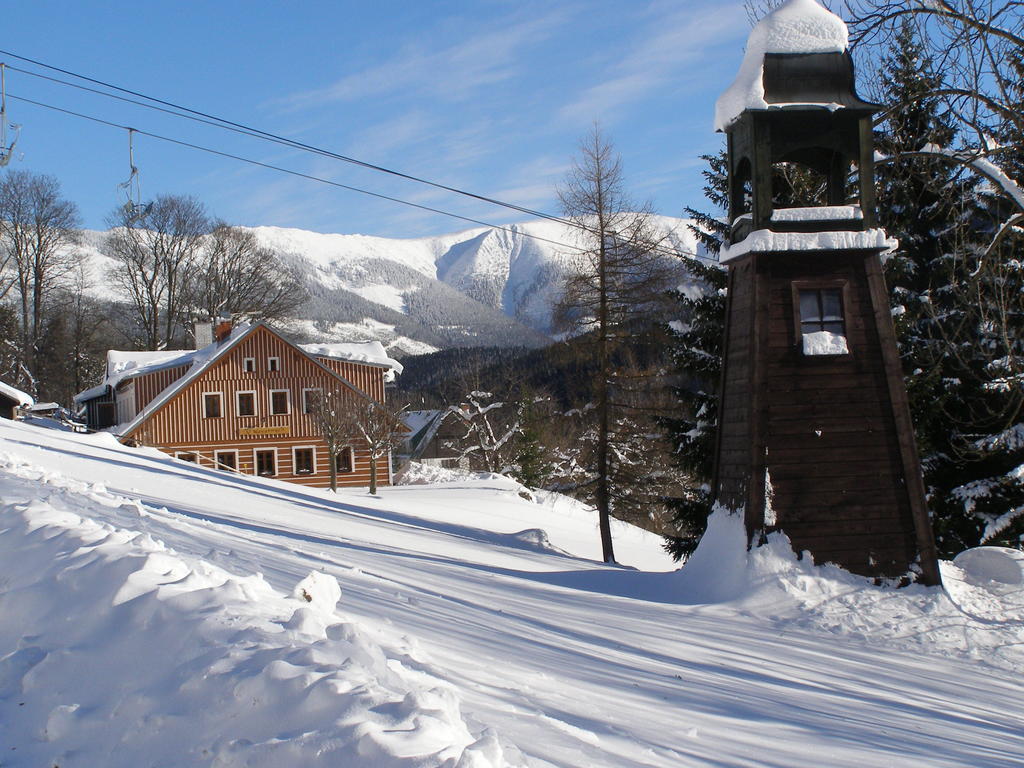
[
  {"xmin": 348, "ymin": 398, "xmax": 406, "ymax": 495},
  {"xmin": 441, "ymin": 391, "xmax": 526, "ymax": 474},
  {"xmin": 105, "ymin": 194, "xmax": 209, "ymax": 350},
  {"xmin": 0, "ymin": 170, "xmax": 81, "ymax": 392},
  {"xmin": 183, "ymin": 222, "xmax": 306, "ymax": 334},
  {"xmin": 554, "ymin": 126, "xmax": 679, "ymax": 564},
  {"xmin": 310, "ymin": 388, "xmax": 405, "ymax": 494}
]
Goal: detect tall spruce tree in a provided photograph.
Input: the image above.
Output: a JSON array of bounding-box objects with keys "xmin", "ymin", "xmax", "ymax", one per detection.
[
  {"xmin": 662, "ymin": 151, "xmax": 728, "ymax": 559},
  {"xmin": 876, "ymin": 21, "xmax": 1023, "ymax": 554}
]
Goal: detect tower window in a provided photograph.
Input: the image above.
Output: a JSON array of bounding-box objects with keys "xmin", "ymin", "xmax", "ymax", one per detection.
[{"xmin": 795, "ymin": 285, "xmax": 849, "ymax": 356}]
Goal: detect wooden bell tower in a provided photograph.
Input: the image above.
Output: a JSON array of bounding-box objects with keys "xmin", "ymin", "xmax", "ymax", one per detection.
[{"xmin": 712, "ymin": 29, "xmax": 941, "ymax": 584}]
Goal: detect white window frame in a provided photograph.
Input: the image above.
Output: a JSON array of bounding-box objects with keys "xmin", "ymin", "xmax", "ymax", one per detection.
[
  {"xmin": 176, "ymin": 451, "xmax": 198, "ymax": 463},
  {"xmin": 269, "ymin": 388, "xmax": 291, "ymax": 415},
  {"xmin": 335, "ymin": 445, "xmax": 355, "ymax": 474},
  {"xmin": 202, "ymin": 391, "xmax": 224, "ymax": 419},
  {"xmin": 302, "ymin": 387, "xmax": 322, "ymax": 415},
  {"xmin": 292, "ymin": 445, "xmax": 317, "ymax": 475},
  {"xmin": 254, "ymin": 448, "xmax": 277, "ymax": 477},
  {"xmin": 243, "ymin": 357, "xmax": 256, "ymax": 373},
  {"xmin": 792, "ymin": 281, "xmax": 851, "ymax": 357},
  {"xmin": 267, "ymin": 356, "xmax": 281, "ymax": 372},
  {"xmin": 214, "ymin": 449, "xmax": 239, "ymax": 472},
  {"xmin": 236, "ymin": 390, "xmax": 258, "ymax": 417}
]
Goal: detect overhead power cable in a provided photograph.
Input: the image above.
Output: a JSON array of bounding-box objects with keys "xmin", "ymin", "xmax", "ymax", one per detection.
[
  {"xmin": 0, "ymin": 49, "xmax": 575, "ymax": 228},
  {"xmin": 6, "ymin": 93, "xmax": 585, "ymax": 252},
  {"xmin": 0, "ymin": 49, "xmax": 704, "ymax": 262}
]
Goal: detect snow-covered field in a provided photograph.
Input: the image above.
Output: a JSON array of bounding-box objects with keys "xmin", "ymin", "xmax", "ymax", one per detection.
[{"xmin": 1, "ymin": 418, "xmax": 1022, "ymax": 767}]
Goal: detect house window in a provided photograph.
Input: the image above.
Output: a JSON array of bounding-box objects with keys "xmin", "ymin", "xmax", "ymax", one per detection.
[
  {"xmin": 302, "ymin": 388, "xmax": 322, "ymax": 414},
  {"xmin": 214, "ymin": 451, "xmax": 238, "ymax": 472},
  {"xmin": 293, "ymin": 447, "xmax": 315, "ymax": 475},
  {"xmin": 243, "ymin": 357, "xmax": 256, "ymax": 373},
  {"xmin": 335, "ymin": 446, "xmax": 354, "ymax": 474},
  {"xmin": 268, "ymin": 356, "xmax": 280, "ymax": 372},
  {"xmin": 269, "ymin": 389, "xmax": 290, "ymax": 415},
  {"xmin": 203, "ymin": 392, "xmax": 223, "ymax": 418},
  {"xmin": 176, "ymin": 451, "xmax": 198, "ymax": 463},
  {"xmin": 236, "ymin": 391, "xmax": 256, "ymax": 417},
  {"xmin": 796, "ymin": 286, "xmax": 849, "ymax": 356},
  {"xmin": 255, "ymin": 449, "xmax": 276, "ymax": 476}
]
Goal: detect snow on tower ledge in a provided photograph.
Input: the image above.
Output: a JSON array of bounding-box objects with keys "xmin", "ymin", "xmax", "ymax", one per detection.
[{"xmin": 714, "ymin": 0, "xmax": 849, "ymax": 132}]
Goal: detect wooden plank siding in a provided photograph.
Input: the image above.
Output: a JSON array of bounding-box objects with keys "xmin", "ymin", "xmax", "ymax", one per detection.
[
  {"xmin": 133, "ymin": 365, "xmax": 190, "ymax": 411},
  {"xmin": 125, "ymin": 325, "xmax": 392, "ymax": 489},
  {"xmin": 713, "ymin": 259, "xmax": 755, "ymax": 514},
  {"xmin": 714, "ymin": 249, "xmax": 932, "ymax": 580},
  {"xmin": 313, "ymin": 358, "xmax": 387, "ymax": 402}
]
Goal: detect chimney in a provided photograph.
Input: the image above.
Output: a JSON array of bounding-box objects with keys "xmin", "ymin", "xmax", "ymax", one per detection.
[
  {"xmin": 214, "ymin": 317, "xmax": 233, "ymax": 343},
  {"xmin": 194, "ymin": 322, "xmax": 213, "ymax": 350}
]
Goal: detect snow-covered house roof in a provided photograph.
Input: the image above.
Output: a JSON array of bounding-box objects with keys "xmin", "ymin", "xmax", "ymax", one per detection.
[
  {"xmin": 715, "ymin": 0, "xmax": 850, "ymax": 131},
  {"xmin": 105, "ymin": 349, "xmax": 198, "ymax": 384},
  {"xmin": 298, "ymin": 341, "xmax": 404, "ymax": 376},
  {"xmin": 73, "ymin": 333, "xmax": 245, "ymax": 405},
  {"xmin": 0, "ymin": 380, "xmax": 33, "ymax": 408}
]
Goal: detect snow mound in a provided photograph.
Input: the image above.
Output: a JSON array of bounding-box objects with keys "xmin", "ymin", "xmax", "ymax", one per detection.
[
  {"xmin": 954, "ymin": 546, "xmax": 1024, "ymax": 586},
  {"xmin": 674, "ymin": 509, "xmax": 1024, "ymax": 674},
  {"xmin": 502, "ymin": 528, "xmax": 569, "ymax": 556},
  {"xmin": 715, "ymin": 0, "xmax": 849, "ymax": 131},
  {"xmin": 397, "ymin": 461, "xmax": 507, "ymax": 487},
  {"xmin": 0, "ymin": 486, "xmax": 509, "ymax": 767}
]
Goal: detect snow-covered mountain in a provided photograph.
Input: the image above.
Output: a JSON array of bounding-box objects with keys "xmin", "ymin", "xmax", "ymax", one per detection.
[
  {"xmin": 251, "ymin": 216, "xmax": 701, "ymax": 351},
  {"xmin": 80, "ymin": 216, "xmax": 701, "ymax": 356}
]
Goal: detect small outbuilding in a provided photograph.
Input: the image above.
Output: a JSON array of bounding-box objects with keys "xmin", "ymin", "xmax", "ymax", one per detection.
[
  {"xmin": 710, "ymin": 0, "xmax": 940, "ymax": 584},
  {"xmin": 0, "ymin": 380, "xmax": 33, "ymax": 420}
]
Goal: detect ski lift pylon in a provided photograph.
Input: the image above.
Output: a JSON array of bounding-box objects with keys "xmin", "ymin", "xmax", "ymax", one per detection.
[{"xmin": 0, "ymin": 63, "xmax": 21, "ymax": 168}]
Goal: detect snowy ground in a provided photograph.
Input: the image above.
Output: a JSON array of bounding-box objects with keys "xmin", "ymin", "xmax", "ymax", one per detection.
[{"xmin": 1, "ymin": 418, "xmax": 1022, "ymax": 767}]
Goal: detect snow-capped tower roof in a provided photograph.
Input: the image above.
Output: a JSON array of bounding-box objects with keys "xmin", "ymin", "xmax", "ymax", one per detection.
[{"xmin": 715, "ymin": 0, "xmax": 858, "ymax": 131}]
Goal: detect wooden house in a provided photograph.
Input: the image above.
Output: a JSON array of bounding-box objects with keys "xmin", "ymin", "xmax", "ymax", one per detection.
[
  {"xmin": 711, "ymin": 1, "xmax": 940, "ymax": 584},
  {"xmin": 74, "ymin": 323, "xmax": 403, "ymax": 490},
  {"xmin": 399, "ymin": 408, "xmax": 472, "ymax": 469}
]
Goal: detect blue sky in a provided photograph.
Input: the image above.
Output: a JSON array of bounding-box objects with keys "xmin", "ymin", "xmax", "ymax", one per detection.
[{"xmin": 4, "ymin": 1, "xmax": 749, "ymax": 237}]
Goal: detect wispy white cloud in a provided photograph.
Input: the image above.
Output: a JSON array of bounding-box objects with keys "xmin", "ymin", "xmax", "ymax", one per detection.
[
  {"xmin": 558, "ymin": 1, "xmax": 746, "ymax": 126},
  {"xmin": 279, "ymin": 9, "xmax": 573, "ymax": 110}
]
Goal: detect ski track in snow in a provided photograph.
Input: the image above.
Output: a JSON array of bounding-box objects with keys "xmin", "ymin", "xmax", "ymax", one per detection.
[{"xmin": 1, "ymin": 419, "xmax": 1023, "ymax": 767}]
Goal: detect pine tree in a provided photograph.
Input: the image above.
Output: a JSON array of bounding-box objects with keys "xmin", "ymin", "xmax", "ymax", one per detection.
[
  {"xmin": 662, "ymin": 151, "xmax": 728, "ymax": 559},
  {"xmin": 876, "ymin": 21, "xmax": 1024, "ymax": 554}
]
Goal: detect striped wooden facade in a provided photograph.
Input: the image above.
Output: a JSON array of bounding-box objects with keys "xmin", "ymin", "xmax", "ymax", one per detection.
[
  {"xmin": 120, "ymin": 325, "xmax": 391, "ymax": 489},
  {"xmin": 314, "ymin": 357, "xmax": 387, "ymax": 402}
]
